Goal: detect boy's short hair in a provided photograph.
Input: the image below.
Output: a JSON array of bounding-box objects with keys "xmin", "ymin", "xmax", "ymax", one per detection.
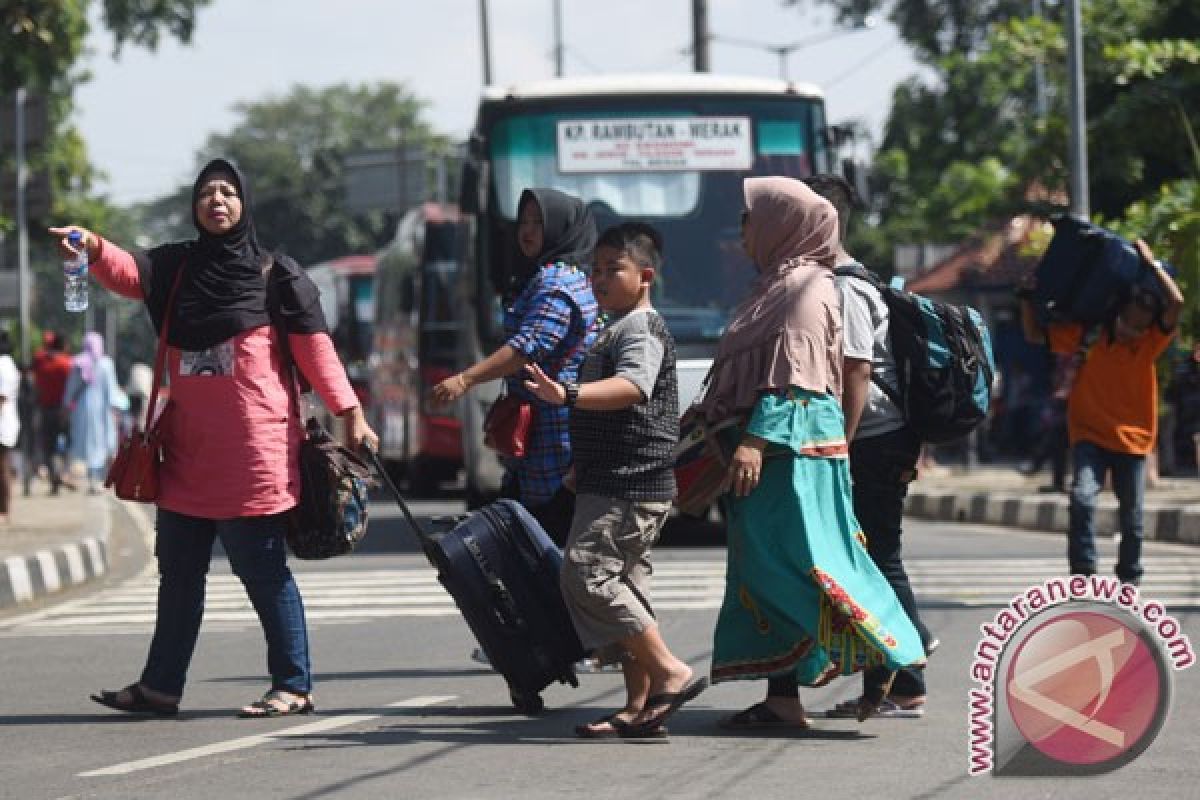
[
  {"xmin": 804, "ymin": 174, "xmax": 862, "ymax": 240},
  {"xmin": 596, "ymin": 222, "xmax": 663, "ymax": 271}
]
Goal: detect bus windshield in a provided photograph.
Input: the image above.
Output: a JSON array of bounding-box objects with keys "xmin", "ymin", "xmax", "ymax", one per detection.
[{"xmin": 486, "ymin": 97, "xmax": 829, "ymax": 344}]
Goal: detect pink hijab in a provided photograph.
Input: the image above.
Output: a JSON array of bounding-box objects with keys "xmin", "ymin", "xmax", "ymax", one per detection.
[
  {"xmin": 696, "ymin": 177, "xmax": 843, "ymax": 423},
  {"xmin": 74, "ymin": 332, "xmax": 105, "ymax": 385}
]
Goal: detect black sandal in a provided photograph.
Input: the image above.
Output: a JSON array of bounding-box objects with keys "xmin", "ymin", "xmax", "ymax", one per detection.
[
  {"xmin": 91, "ymin": 683, "xmax": 179, "ymax": 717},
  {"xmin": 574, "ymin": 713, "xmax": 668, "ymax": 739},
  {"xmin": 237, "ymin": 690, "xmax": 315, "ymax": 718},
  {"xmin": 718, "ymin": 702, "xmax": 809, "ymax": 730}
]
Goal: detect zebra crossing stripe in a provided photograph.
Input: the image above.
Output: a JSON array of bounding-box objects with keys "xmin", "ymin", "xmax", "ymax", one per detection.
[
  {"xmin": 8, "ymin": 559, "xmax": 1200, "ymax": 636},
  {"xmin": 79, "ymin": 695, "xmax": 457, "ymax": 777}
]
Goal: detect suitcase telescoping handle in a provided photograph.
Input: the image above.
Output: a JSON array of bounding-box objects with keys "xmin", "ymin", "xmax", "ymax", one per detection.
[{"xmin": 363, "ymin": 444, "xmax": 433, "ymax": 549}]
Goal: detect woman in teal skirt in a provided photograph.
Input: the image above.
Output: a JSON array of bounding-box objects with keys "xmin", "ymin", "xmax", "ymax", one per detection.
[{"xmin": 698, "ymin": 177, "xmax": 925, "ymax": 729}]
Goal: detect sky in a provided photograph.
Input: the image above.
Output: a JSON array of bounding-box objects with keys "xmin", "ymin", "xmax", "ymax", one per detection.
[{"xmin": 75, "ymin": 0, "xmax": 923, "ymax": 206}]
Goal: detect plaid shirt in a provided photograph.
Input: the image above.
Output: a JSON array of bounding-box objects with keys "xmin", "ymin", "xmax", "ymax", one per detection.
[{"xmin": 503, "ymin": 263, "xmax": 598, "ymax": 506}]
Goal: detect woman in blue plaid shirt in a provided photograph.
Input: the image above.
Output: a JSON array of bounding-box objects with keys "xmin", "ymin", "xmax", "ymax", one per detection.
[{"xmin": 432, "ymin": 188, "xmax": 598, "ymax": 544}]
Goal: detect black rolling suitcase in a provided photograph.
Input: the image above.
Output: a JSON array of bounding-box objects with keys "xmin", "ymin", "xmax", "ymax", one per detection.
[{"xmin": 368, "ymin": 449, "xmax": 584, "ymax": 714}]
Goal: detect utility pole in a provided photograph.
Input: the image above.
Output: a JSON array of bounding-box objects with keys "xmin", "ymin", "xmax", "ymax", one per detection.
[
  {"xmin": 692, "ymin": 0, "xmax": 710, "ymax": 72},
  {"xmin": 552, "ymin": 0, "xmax": 564, "ymax": 77},
  {"xmin": 15, "ymin": 88, "xmax": 31, "ymax": 365},
  {"xmin": 479, "ymin": 0, "xmax": 493, "ymax": 86},
  {"xmin": 1065, "ymin": 0, "xmax": 1089, "ymax": 219}
]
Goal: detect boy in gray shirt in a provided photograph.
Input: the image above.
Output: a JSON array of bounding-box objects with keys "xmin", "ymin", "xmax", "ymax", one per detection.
[{"xmin": 524, "ymin": 223, "xmax": 706, "ymax": 739}]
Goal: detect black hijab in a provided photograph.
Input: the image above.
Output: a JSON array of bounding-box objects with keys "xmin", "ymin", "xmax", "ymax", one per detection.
[
  {"xmin": 136, "ymin": 158, "xmax": 326, "ymax": 351},
  {"xmin": 510, "ymin": 188, "xmax": 596, "ymax": 294}
]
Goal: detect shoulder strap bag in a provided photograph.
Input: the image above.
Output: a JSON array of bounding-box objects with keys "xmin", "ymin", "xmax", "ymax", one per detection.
[
  {"xmin": 105, "ymin": 267, "xmax": 185, "ymax": 502},
  {"xmin": 483, "ymin": 328, "xmax": 589, "ymax": 460},
  {"xmin": 265, "ymin": 257, "xmax": 375, "ymax": 559}
]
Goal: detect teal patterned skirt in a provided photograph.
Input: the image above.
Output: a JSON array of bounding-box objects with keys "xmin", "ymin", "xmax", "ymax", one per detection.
[{"xmin": 711, "ymin": 388, "xmax": 925, "ymax": 685}]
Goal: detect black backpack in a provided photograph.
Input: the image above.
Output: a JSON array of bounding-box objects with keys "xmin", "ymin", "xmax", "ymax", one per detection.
[{"xmin": 836, "ymin": 264, "xmax": 995, "ymax": 444}]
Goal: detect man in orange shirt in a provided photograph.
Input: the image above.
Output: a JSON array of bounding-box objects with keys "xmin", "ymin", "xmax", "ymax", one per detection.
[{"xmin": 1020, "ymin": 240, "xmax": 1184, "ymax": 585}]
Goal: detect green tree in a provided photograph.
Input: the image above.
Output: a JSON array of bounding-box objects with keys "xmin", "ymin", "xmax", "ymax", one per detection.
[
  {"xmin": 2, "ymin": 0, "xmax": 211, "ymax": 361},
  {"xmin": 789, "ymin": 1, "xmax": 1200, "ymax": 314},
  {"xmin": 163, "ymin": 82, "xmax": 454, "ymax": 266}
]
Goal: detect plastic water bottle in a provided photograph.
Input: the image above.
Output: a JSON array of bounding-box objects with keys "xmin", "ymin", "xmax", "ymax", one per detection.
[{"xmin": 64, "ymin": 231, "xmax": 88, "ymax": 312}]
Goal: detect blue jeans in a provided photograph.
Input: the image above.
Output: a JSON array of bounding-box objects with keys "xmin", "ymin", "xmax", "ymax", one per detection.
[
  {"xmin": 140, "ymin": 509, "xmax": 311, "ymax": 697},
  {"xmin": 1068, "ymin": 441, "xmax": 1145, "ymax": 584}
]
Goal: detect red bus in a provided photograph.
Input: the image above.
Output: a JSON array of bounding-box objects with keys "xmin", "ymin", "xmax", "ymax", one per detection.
[
  {"xmin": 307, "ymin": 253, "xmax": 376, "ymax": 415},
  {"xmin": 369, "ymin": 203, "xmax": 466, "ymax": 493}
]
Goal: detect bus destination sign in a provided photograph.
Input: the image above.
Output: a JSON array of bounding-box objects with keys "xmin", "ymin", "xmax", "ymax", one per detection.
[{"xmin": 556, "ymin": 117, "xmax": 753, "ymax": 173}]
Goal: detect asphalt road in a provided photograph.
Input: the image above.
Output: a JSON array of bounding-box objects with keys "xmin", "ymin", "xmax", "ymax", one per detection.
[{"xmin": 1, "ymin": 498, "xmax": 1198, "ymax": 799}]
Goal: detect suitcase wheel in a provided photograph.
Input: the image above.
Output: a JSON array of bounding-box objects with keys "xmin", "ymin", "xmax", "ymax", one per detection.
[{"xmin": 510, "ymin": 689, "xmax": 544, "ymax": 716}]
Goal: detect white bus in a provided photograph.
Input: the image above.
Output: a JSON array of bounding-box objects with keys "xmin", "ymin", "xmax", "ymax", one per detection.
[{"xmin": 456, "ymin": 74, "xmax": 836, "ymax": 505}]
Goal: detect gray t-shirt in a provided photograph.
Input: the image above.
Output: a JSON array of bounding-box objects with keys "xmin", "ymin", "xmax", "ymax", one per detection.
[
  {"xmin": 835, "ymin": 262, "xmax": 906, "ymax": 440},
  {"xmin": 570, "ymin": 306, "xmax": 678, "ymax": 501},
  {"xmin": 601, "ymin": 307, "xmax": 665, "ymax": 400}
]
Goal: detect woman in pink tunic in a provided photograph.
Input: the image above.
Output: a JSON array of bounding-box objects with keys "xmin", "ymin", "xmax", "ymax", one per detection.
[{"xmin": 51, "ymin": 158, "xmax": 378, "ymax": 718}]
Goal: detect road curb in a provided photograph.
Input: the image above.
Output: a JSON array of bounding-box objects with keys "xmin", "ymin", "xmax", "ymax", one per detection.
[
  {"xmin": 0, "ymin": 497, "xmax": 112, "ymax": 611},
  {"xmin": 906, "ymin": 488, "xmax": 1200, "ymax": 546}
]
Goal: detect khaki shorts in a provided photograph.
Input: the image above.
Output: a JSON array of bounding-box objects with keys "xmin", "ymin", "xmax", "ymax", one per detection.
[{"xmin": 559, "ymin": 494, "xmax": 672, "ymax": 658}]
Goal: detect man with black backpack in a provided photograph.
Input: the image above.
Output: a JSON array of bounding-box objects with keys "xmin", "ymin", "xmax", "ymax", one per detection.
[
  {"xmin": 1018, "ymin": 238, "xmax": 1184, "ymax": 586},
  {"xmin": 806, "ymin": 175, "xmax": 936, "ymax": 719}
]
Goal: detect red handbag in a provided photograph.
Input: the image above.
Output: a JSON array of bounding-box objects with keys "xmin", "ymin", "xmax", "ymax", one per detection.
[
  {"xmin": 483, "ymin": 394, "xmax": 534, "ymax": 459},
  {"xmin": 105, "ymin": 269, "xmax": 183, "ymax": 502},
  {"xmin": 481, "ymin": 336, "xmax": 587, "ymax": 459}
]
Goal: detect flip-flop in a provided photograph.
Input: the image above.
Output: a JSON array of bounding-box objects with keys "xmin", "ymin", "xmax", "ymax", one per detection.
[
  {"xmin": 718, "ymin": 702, "xmax": 809, "ymax": 731},
  {"xmin": 237, "ymin": 690, "xmax": 315, "ymax": 719},
  {"xmin": 635, "ymin": 675, "xmax": 709, "ymax": 730},
  {"xmin": 574, "ymin": 714, "xmax": 668, "ymax": 739},
  {"xmin": 574, "ymin": 713, "xmax": 623, "ymax": 739},
  {"xmin": 90, "ymin": 684, "xmax": 179, "ymax": 717}
]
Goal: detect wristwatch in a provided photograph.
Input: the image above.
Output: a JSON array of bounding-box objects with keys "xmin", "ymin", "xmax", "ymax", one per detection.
[{"xmin": 562, "ymin": 381, "xmax": 580, "ymax": 408}]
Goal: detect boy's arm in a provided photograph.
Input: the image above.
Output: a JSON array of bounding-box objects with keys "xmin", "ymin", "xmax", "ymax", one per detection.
[
  {"xmin": 523, "ymin": 365, "xmax": 644, "ymax": 410},
  {"xmin": 1136, "ymin": 239, "xmax": 1184, "ymax": 331},
  {"xmin": 574, "ymin": 376, "xmax": 645, "ymax": 411},
  {"xmin": 523, "ymin": 320, "xmax": 662, "ymax": 411}
]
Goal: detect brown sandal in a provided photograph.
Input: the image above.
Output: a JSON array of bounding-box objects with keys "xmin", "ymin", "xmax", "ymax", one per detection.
[{"xmin": 91, "ymin": 683, "xmax": 179, "ymax": 717}]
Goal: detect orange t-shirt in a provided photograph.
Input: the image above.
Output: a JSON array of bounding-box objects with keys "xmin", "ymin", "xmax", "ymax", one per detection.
[{"xmin": 1047, "ymin": 323, "xmax": 1174, "ymax": 455}]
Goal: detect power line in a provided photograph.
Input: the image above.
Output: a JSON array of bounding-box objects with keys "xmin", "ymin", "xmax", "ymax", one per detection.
[{"xmin": 825, "ymin": 38, "xmax": 900, "ymax": 89}]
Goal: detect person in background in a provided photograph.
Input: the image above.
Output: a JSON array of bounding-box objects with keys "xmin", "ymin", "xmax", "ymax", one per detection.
[
  {"xmin": 122, "ymin": 361, "xmax": 154, "ymax": 439},
  {"xmin": 30, "ymin": 330, "xmax": 75, "ymax": 494},
  {"xmin": 62, "ymin": 332, "xmax": 121, "ymax": 494},
  {"xmin": 700, "ymin": 177, "xmax": 924, "ymax": 730},
  {"xmin": 430, "ymin": 188, "xmax": 599, "ymax": 545},
  {"xmin": 525, "ymin": 223, "xmax": 705, "ymax": 739},
  {"xmin": 805, "ymin": 174, "xmax": 934, "ymax": 721},
  {"xmin": 1021, "ymin": 351, "xmax": 1071, "ymax": 492},
  {"xmin": 1018, "ymin": 240, "xmax": 1184, "ymax": 585},
  {"xmin": 51, "ymin": 157, "xmax": 377, "ymax": 718},
  {"xmin": 17, "ymin": 357, "xmax": 37, "ymax": 497},
  {"xmin": 0, "ymin": 331, "xmax": 20, "ymax": 525},
  {"xmin": 1167, "ymin": 341, "xmax": 1200, "ymax": 475}
]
